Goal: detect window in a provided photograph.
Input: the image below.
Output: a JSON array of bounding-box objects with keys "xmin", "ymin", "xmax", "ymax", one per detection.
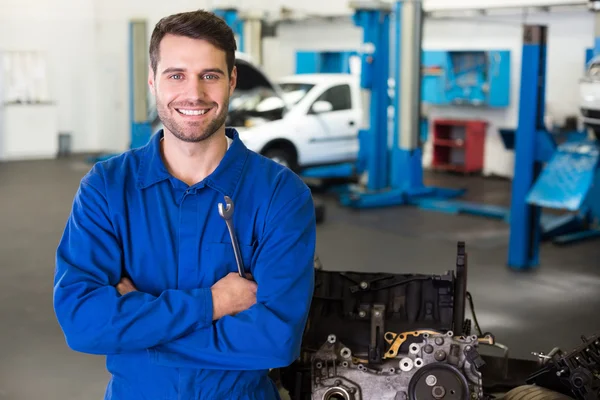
[{"xmin": 314, "ymin": 84, "xmax": 352, "ymax": 111}]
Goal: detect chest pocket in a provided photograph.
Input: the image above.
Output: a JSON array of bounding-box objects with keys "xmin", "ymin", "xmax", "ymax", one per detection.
[{"xmin": 200, "ymin": 242, "xmax": 255, "ymax": 285}]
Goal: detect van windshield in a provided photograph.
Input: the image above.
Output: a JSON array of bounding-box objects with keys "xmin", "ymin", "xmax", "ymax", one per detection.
[
  {"xmin": 587, "ymin": 61, "xmax": 600, "ymax": 80},
  {"xmin": 278, "ymin": 83, "xmax": 316, "ymax": 105}
]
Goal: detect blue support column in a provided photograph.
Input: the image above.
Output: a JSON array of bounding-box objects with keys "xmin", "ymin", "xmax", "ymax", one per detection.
[
  {"xmin": 213, "ymin": 9, "xmax": 245, "ymax": 52},
  {"xmin": 352, "ymin": 6, "xmax": 391, "ymax": 191},
  {"xmin": 508, "ymin": 25, "xmax": 548, "ymax": 270}
]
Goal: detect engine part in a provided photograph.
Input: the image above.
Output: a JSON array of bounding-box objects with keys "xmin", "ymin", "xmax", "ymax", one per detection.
[
  {"xmin": 527, "ymin": 333, "xmax": 600, "ymax": 400},
  {"xmin": 277, "ymin": 242, "xmax": 482, "ymax": 400},
  {"xmin": 310, "ymin": 331, "xmax": 484, "ymax": 400},
  {"xmin": 385, "ymin": 330, "xmax": 441, "ymax": 359},
  {"xmin": 303, "ymin": 242, "xmax": 469, "ymax": 367}
]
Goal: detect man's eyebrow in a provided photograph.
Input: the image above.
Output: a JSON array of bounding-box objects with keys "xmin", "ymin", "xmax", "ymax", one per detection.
[
  {"xmin": 200, "ymin": 68, "xmax": 226, "ymax": 75},
  {"xmin": 161, "ymin": 67, "xmax": 226, "ymax": 75},
  {"xmin": 162, "ymin": 67, "xmax": 185, "ymax": 75}
]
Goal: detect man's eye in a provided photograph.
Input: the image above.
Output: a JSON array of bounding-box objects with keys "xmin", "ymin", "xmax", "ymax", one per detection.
[
  {"xmin": 204, "ymin": 74, "xmax": 218, "ymax": 80},
  {"xmin": 170, "ymin": 74, "xmax": 183, "ymax": 80}
]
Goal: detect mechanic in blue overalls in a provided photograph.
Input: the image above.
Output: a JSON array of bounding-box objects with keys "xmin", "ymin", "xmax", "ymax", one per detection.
[{"xmin": 53, "ymin": 10, "xmax": 316, "ymax": 400}]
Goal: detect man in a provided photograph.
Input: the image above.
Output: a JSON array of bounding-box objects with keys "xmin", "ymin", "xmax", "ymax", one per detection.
[{"xmin": 53, "ymin": 10, "xmax": 316, "ymax": 400}]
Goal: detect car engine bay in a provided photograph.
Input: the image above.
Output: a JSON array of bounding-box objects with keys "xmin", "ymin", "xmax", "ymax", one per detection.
[{"xmin": 273, "ymin": 243, "xmax": 600, "ymax": 400}]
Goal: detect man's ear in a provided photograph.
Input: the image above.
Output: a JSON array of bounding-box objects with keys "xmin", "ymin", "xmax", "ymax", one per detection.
[
  {"xmin": 229, "ymin": 66, "xmax": 237, "ymax": 95},
  {"xmin": 148, "ymin": 65, "xmax": 156, "ymax": 91}
]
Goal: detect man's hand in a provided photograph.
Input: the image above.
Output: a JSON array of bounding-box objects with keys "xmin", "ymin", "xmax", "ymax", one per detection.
[
  {"xmin": 116, "ymin": 277, "xmax": 137, "ymax": 295},
  {"xmin": 211, "ymin": 273, "xmax": 257, "ymax": 320}
]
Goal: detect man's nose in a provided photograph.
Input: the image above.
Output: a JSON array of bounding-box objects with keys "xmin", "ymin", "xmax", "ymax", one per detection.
[{"xmin": 185, "ymin": 78, "xmax": 208, "ymax": 99}]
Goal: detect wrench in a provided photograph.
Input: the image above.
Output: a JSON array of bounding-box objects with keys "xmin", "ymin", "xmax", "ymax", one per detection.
[{"xmin": 218, "ymin": 196, "xmax": 247, "ymax": 278}]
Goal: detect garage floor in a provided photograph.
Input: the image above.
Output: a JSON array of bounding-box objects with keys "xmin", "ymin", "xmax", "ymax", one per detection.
[{"xmin": 1, "ymin": 157, "xmax": 599, "ymax": 400}]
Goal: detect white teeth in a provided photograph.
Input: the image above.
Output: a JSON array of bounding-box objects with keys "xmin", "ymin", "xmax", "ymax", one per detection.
[{"xmin": 178, "ymin": 109, "xmax": 208, "ymax": 116}]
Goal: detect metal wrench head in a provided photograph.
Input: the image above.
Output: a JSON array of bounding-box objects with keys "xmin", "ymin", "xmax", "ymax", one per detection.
[{"xmin": 218, "ymin": 196, "xmax": 234, "ymax": 220}]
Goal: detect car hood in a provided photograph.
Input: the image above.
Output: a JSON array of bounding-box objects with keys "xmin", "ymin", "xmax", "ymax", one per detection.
[{"xmin": 234, "ymin": 57, "xmax": 286, "ymax": 101}]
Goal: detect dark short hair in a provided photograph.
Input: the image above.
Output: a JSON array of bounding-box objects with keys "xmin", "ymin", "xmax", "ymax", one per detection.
[{"xmin": 149, "ymin": 10, "xmax": 237, "ymax": 76}]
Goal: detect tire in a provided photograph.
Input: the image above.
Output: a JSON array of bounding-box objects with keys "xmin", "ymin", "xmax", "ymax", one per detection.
[
  {"xmin": 503, "ymin": 385, "xmax": 574, "ymax": 400},
  {"xmin": 263, "ymin": 148, "xmax": 297, "ymax": 171}
]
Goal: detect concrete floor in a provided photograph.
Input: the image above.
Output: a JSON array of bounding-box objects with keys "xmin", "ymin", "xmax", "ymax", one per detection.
[{"xmin": 1, "ymin": 158, "xmax": 599, "ymax": 400}]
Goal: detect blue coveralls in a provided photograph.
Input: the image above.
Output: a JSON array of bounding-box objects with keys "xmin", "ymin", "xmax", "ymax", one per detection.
[{"xmin": 53, "ymin": 128, "xmax": 316, "ymax": 399}]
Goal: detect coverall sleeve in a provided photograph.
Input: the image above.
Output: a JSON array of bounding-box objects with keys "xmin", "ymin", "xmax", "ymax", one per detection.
[
  {"xmin": 53, "ymin": 170, "xmax": 214, "ymax": 355},
  {"xmin": 148, "ymin": 186, "xmax": 316, "ymax": 370}
]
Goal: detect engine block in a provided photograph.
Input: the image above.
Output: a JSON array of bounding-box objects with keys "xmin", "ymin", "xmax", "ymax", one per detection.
[{"xmin": 311, "ymin": 331, "xmax": 485, "ymax": 400}]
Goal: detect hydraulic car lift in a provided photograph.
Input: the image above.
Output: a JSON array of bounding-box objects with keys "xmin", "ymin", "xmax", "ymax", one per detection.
[
  {"xmin": 302, "ymin": 1, "xmax": 513, "ymax": 218},
  {"xmin": 315, "ymin": 0, "xmax": 463, "ymax": 208},
  {"xmin": 508, "ymin": 13, "xmax": 600, "ymax": 269}
]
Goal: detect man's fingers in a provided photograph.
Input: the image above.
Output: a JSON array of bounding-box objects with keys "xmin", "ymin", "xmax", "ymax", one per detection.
[
  {"xmin": 120, "ymin": 277, "xmax": 133, "ymax": 285},
  {"xmin": 116, "ymin": 277, "xmax": 137, "ymax": 295}
]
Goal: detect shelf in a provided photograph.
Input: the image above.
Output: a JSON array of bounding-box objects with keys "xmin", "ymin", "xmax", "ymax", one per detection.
[{"xmin": 431, "ymin": 119, "xmax": 487, "ymax": 174}]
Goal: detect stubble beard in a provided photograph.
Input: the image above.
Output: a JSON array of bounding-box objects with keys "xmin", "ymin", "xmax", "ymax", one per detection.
[{"xmin": 157, "ymin": 97, "xmax": 229, "ymax": 143}]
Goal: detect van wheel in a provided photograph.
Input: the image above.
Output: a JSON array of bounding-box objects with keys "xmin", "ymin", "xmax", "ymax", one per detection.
[{"xmin": 264, "ymin": 148, "xmax": 297, "ymax": 171}]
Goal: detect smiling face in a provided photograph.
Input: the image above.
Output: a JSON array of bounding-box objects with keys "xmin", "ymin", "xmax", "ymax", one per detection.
[{"xmin": 149, "ymin": 34, "xmax": 237, "ymax": 143}]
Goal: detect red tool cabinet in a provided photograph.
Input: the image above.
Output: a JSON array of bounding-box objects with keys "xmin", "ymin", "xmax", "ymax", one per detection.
[{"xmin": 431, "ymin": 119, "xmax": 487, "ymax": 174}]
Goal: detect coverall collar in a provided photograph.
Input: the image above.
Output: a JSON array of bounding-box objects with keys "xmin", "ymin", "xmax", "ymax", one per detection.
[{"xmin": 136, "ymin": 127, "xmax": 248, "ymax": 197}]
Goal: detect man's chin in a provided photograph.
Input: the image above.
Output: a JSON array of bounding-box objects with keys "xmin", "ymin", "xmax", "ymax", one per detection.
[{"xmin": 172, "ymin": 129, "xmax": 216, "ymax": 143}]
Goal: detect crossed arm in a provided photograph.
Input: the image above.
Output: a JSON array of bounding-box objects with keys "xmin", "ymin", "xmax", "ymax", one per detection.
[{"xmin": 53, "ymin": 172, "xmax": 316, "ymax": 370}]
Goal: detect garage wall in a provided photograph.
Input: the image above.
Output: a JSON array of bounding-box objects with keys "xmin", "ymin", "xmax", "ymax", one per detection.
[
  {"xmin": 0, "ymin": 0, "xmax": 98, "ymax": 152},
  {"xmin": 266, "ymin": 8, "xmax": 594, "ymax": 177},
  {"xmin": 0, "ymin": 0, "xmax": 593, "ymax": 156}
]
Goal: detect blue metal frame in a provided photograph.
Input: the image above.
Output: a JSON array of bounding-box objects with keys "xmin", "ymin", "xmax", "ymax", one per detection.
[{"xmin": 507, "ymin": 25, "xmax": 548, "ymax": 270}]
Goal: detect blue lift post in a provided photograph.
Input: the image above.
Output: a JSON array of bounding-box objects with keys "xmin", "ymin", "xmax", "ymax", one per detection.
[
  {"xmin": 336, "ymin": 0, "xmax": 462, "ymax": 208},
  {"xmin": 352, "ymin": 2, "xmax": 391, "ymax": 192},
  {"xmin": 507, "ymin": 25, "xmax": 549, "ymax": 270}
]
